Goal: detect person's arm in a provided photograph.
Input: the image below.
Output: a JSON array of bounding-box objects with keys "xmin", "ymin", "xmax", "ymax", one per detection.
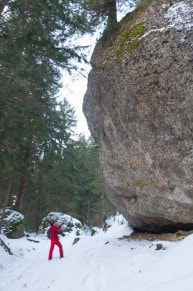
[{"xmin": 56, "ymin": 224, "xmax": 62, "ymax": 232}]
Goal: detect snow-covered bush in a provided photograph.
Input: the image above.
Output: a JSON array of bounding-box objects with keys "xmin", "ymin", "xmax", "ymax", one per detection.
[
  {"xmin": 0, "ymin": 209, "xmax": 24, "ymax": 239},
  {"xmin": 39, "ymin": 212, "xmax": 82, "ymax": 236}
]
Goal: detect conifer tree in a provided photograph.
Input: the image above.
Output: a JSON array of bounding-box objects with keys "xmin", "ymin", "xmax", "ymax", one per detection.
[
  {"xmin": 0, "ymin": 0, "xmax": 115, "ymax": 232},
  {"xmin": 0, "ymin": 0, "xmax": 91, "ymax": 213}
]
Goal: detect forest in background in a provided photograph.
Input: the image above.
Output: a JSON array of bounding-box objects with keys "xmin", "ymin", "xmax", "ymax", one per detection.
[{"xmin": 0, "ymin": 0, "xmax": 119, "ymax": 232}]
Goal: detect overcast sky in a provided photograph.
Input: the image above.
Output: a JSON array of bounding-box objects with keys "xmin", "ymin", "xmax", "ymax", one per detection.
[{"xmin": 60, "ymin": 1, "xmax": 136, "ymax": 138}]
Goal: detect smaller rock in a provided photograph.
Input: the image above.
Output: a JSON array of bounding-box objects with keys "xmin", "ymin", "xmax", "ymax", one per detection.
[
  {"xmin": 72, "ymin": 237, "xmax": 80, "ymax": 245},
  {"xmin": 0, "ymin": 209, "xmax": 24, "ymax": 239},
  {"xmin": 155, "ymin": 243, "xmax": 163, "ymax": 251}
]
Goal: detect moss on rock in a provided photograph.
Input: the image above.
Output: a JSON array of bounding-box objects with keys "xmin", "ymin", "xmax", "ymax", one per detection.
[{"xmin": 115, "ymin": 24, "xmax": 145, "ymax": 60}]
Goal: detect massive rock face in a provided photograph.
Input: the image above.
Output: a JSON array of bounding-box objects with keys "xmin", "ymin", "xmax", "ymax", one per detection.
[{"xmin": 83, "ymin": 0, "xmax": 193, "ymax": 232}]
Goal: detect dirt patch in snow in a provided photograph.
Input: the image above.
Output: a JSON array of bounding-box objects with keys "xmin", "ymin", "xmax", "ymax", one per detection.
[{"xmin": 119, "ymin": 230, "xmax": 193, "ymax": 242}]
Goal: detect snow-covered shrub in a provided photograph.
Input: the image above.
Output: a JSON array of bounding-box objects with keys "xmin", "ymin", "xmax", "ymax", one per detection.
[
  {"xmin": 0, "ymin": 209, "xmax": 24, "ymax": 239},
  {"xmin": 39, "ymin": 212, "xmax": 82, "ymax": 236}
]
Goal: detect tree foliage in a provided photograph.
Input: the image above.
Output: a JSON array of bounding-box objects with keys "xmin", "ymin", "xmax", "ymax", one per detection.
[
  {"xmin": 84, "ymin": 0, "xmax": 117, "ymax": 30},
  {"xmin": 0, "ymin": 0, "xmax": 114, "ymax": 232}
]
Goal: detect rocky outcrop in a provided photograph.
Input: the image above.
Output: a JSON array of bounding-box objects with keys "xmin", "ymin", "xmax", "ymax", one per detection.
[
  {"xmin": 83, "ymin": 0, "xmax": 193, "ymax": 232},
  {"xmin": 1, "ymin": 209, "xmax": 24, "ymax": 238}
]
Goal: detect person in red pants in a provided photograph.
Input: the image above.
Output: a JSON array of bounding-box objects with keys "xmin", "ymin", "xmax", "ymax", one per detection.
[{"xmin": 48, "ymin": 220, "xmax": 64, "ymax": 260}]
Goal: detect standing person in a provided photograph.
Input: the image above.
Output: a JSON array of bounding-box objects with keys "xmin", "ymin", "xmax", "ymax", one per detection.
[{"xmin": 48, "ymin": 219, "xmax": 64, "ymax": 260}]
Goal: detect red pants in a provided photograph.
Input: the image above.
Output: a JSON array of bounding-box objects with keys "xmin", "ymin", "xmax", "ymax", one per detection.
[{"xmin": 48, "ymin": 239, "xmax": 64, "ymax": 260}]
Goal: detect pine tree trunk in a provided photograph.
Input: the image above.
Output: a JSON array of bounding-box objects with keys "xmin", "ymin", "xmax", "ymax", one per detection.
[
  {"xmin": 101, "ymin": 193, "xmax": 105, "ymax": 227},
  {"xmin": 0, "ymin": 175, "xmax": 14, "ymax": 233},
  {"xmin": 14, "ymin": 175, "xmax": 25, "ymax": 212},
  {"xmin": 34, "ymin": 172, "xmax": 45, "ymax": 233},
  {"xmin": 14, "ymin": 143, "xmax": 31, "ymax": 213},
  {"xmin": 87, "ymin": 201, "xmax": 92, "ymax": 228},
  {"xmin": 106, "ymin": 0, "xmax": 117, "ymax": 30}
]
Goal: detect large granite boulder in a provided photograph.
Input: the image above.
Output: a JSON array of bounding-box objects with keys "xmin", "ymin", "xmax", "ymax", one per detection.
[{"xmin": 83, "ymin": 0, "xmax": 193, "ymax": 232}]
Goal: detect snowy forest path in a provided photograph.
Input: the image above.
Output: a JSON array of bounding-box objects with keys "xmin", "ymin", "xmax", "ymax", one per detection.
[{"xmin": 2, "ymin": 214, "xmax": 189, "ymax": 291}]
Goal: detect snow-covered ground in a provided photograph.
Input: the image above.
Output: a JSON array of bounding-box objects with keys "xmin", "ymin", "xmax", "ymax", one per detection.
[{"xmin": 1, "ymin": 214, "xmax": 193, "ymax": 291}]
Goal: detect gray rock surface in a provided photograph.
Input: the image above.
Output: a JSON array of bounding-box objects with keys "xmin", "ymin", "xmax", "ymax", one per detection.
[{"xmin": 83, "ymin": 0, "xmax": 193, "ymax": 232}]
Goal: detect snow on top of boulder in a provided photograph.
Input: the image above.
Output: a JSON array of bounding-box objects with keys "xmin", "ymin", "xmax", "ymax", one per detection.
[
  {"xmin": 165, "ymin": 1, "xmax": 193, "ymax": 30},
  {"xmin": 49, "ymin": 212, "xmax": 81, "ymax": 225},
  {"xmin": 0, "ymin": 209, "xmax": 24, "ymax": 222},
  {"xmin": 39, "ymin": 212, "xmax": 82, "ymax": 236}
]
